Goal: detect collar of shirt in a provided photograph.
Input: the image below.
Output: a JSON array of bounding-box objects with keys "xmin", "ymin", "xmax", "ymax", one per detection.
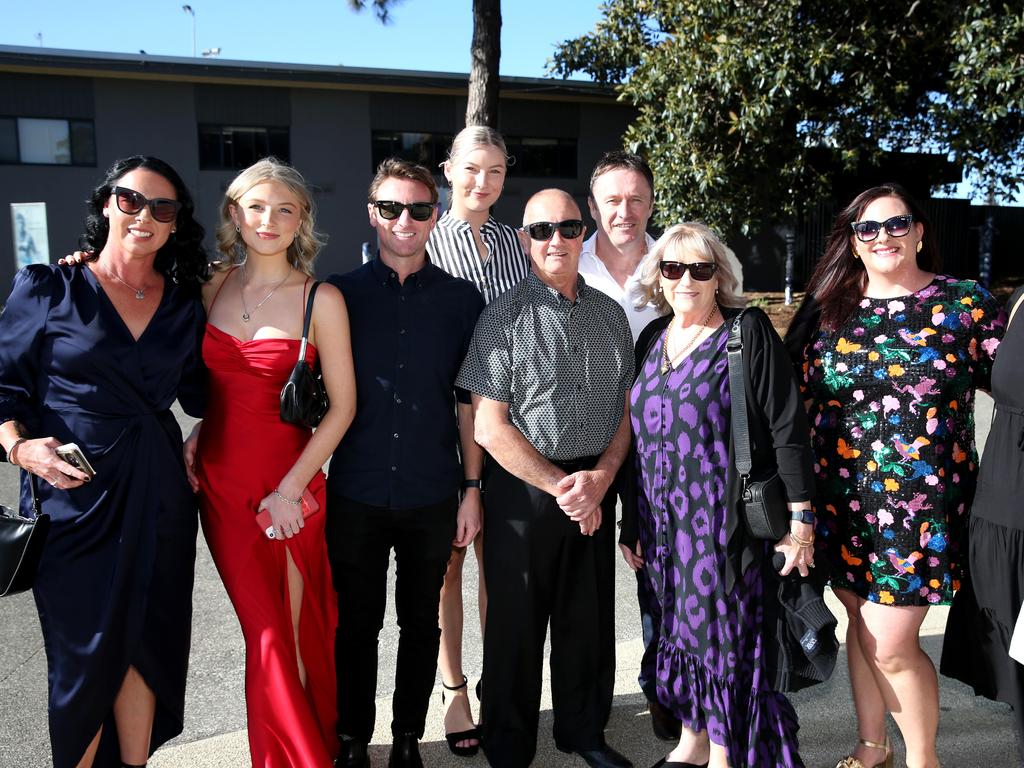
[
  {"xmin": 526, "ymin": 270, "xmax": 588, "ymax": 307},
  {"xmin": 438, "ymin": 210, "xmax": 499, "ymax": 237},
  {"xmin": 578, "ymin": 230, "xmax": 656, "ymax": 295},
  {"xmin": 368, "ymin": 252, "xmax": 440, "ymax": 290}
]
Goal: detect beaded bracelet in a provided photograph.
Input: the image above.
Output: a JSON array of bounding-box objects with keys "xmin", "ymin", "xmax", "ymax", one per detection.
[{"xmin": 273, "ymin": 489, "xmax": 302, "ymax": 505}]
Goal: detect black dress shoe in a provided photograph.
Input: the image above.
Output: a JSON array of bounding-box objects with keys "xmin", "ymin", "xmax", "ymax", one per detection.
[
  {"xmin": 650, "ymin": 757, "xmax": 709, "ymax": 768},
  {"xmin": 649, "ymin": 700, "xmax": 682, "ymax": 742},
  {"xmin": 335, "ymin": 738, "xmax": 370, "ymax": 768},
  {"xmin": 575, "ymin": 743, "xmax": 633, "ymax": 768},
  {"xmin": 388, "ymin": 733, "xmax": 424, "ymax": 768}
]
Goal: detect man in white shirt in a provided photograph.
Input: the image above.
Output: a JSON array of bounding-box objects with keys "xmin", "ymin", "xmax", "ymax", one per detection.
[{"xmin": 577, "ymin": 151, "xmax": 663, "ymax": 342}]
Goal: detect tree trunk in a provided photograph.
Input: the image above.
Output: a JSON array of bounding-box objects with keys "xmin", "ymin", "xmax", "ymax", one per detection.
[{"xmin": 466, "ymin": 0, "xmax": 501, "ymax": 127}]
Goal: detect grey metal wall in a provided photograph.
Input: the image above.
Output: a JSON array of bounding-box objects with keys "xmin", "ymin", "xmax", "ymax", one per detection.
[{"xmin": 0, "ymin": 71, "xmax": 633, "ymax": 292}]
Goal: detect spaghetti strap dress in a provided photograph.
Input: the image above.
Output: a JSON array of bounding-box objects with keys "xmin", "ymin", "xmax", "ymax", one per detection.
[
  {"xmin": 195, "ymin": 274, "xmax": 339, "ymax": 767},
  {"xmin": 0, "ymin": 264, "xmax": 206, "ymax": 767}
]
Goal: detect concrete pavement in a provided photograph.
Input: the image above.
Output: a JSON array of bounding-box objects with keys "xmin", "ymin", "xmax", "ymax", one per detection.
[{"xmin": 1, "ymin": 393, "xmax": 1020, "ymax": 767}]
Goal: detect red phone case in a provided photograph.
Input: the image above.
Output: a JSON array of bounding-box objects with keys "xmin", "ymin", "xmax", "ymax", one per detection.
[{"xmin": 254, "ymin": 489, "xmax": 321, "ymax": 538}]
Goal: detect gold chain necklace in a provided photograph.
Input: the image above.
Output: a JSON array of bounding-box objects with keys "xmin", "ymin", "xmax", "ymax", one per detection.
[
  {"xmin": 661, "ymin": 304, "xmax": 718, "ymax": 374},
  {"xmin": 240, "ymin": 264, "xmax": 291, "ymax": 323}
]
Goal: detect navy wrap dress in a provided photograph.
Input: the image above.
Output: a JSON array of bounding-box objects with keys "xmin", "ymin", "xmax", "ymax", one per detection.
[{"xmin": 0, "ymin": 264, "xmax": 206, "ymax": 767}]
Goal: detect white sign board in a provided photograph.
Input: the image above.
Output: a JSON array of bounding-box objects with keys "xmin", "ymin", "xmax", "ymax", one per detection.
[{"xmin": 10, "ymin": 202, "xmax": 50, "ymax": 269}]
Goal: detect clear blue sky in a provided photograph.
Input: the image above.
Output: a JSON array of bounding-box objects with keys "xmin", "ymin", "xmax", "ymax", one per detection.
[{"xmin": 0, "ymin": 0, "xmax": 602, "ymax": 78}]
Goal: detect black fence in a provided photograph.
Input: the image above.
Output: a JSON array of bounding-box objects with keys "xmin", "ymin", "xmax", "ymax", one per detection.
[{"xmin": 734, "ymin": 200, "xmax": 1023, "ymax": 292}]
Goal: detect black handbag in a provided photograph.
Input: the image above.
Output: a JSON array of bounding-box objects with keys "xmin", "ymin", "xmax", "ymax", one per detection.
[
  {"xmin": 280, "ymin": 281, "xmax": 329, "ymax": 428},
  {"xmin": 0, "ymin": 472, "xmax": 49, "ymax": 597},
  {"xmin": 726, "ymin": 311, "xmax": 789, "ymax": 540}
]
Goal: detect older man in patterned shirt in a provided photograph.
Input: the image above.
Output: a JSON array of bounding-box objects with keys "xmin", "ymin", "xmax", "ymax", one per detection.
[{"xmin": 456, "ymin": 189, "xmax": 634, "ymax": 768}]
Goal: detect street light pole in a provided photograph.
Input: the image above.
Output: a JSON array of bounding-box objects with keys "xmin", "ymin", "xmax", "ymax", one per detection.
[{"xmin": 182, "ymin": 5, "xmax": 196, "ymax": 57}]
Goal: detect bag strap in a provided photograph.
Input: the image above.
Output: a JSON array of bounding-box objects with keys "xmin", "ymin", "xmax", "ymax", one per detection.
[
  {"xmin": 726, "ymin": 310, "xmax": 753, "ymax": 478},
  {"xmin": 296, "ymin": 281, "xmax": 321, "ymax": 364},
  {"xmin": 28, "ymin": 472, "xmax": 39, "ymax": 517}
]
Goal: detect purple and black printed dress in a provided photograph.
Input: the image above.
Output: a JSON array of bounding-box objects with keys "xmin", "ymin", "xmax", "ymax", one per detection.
[{"xmin": 631, "ymin": 325, "xmax": 803, "ymax": 768}]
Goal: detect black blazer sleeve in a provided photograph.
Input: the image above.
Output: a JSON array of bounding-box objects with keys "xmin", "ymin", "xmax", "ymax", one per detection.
[{"xmin": 742, "ymin": 308, "xmax": 815, "ymax": 503}]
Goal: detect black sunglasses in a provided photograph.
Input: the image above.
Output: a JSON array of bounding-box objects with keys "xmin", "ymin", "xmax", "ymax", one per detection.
[
  {"xmin": 111, "ymin": 186, "xmax": 182, "ymax": 224},
  {"xmin": 373, "ymin": 200, "xmax": 435, "ymax": 222},
  {"xmin": 521, "ymin": 219, "xmax": 585, "ymax": 241},
  {"xmin": 850, "ymin": 214, "xmax": 914, "ymax": 243},
  {"xmin": 659, "ymin": 261, "xmax": 718, "ymax": 281}
]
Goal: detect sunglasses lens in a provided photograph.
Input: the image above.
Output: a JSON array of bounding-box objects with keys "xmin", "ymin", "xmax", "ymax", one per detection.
[
  {"xmin": 375, "ymin": 202, "xmax": 401, "ymax": 220},
  {"xmin": 852, "ymin": 222, "xmax": 881, "ymax": 242},
  {"xmin": 885, "ymin": 215, "xmax": 912, "ymax": 237},
  {"xmin": 151, "ymin": 200, "xmax": 179, "ymax": 223},
  {"xmin": 408, "ymin": 203, "xmax": 435, "ymax": 221},
  {"xmin": 659, "ymin": 261, "xmax": 685, "ymax": 280},
  {"xmin": 557, "ymin": 220, "xmax": 584, "ymax": 239},
  {"xmin": 115, "ymin": 188, "xmax": 144, "ymax": 215},
  {"xmin": 689, "ymin": 263, "xmax": 717, "ymax": 281},
  {"xmin": 527, "ymin": 222, "xmax": 555, "ymax": 240}
]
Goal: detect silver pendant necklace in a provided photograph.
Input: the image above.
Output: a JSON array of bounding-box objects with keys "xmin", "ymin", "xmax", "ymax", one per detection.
[
  {"xmin": 108, "ymin": 270, "xmax": 147, "ymax": 300},
  {"xmin": 240, "ymin": 264, "xmax": 291, "ymax": 322}
]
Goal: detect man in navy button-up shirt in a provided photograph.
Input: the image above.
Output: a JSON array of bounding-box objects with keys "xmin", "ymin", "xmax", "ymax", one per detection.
[{"xmin": 325, "ymin": 158, "xmax": 484, "ymax": 768}]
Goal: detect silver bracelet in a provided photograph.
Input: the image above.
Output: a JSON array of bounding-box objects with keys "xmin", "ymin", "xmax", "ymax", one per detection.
[{"xmin": 273, "ymin": 488, "xmax": 301, "ymax": 505}]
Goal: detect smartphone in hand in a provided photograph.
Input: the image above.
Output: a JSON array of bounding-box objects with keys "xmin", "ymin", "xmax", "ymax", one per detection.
[
  {"xmin": 56, "ymin": 442, "xmax": 96, "ymax": 479},
  {"xmin": 255, "ymin": 489, "xmax": 320, "ymax": 539}
]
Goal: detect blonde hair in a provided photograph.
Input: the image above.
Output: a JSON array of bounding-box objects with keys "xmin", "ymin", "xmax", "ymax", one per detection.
[
  {"xmin": 443, "ymin": 125, "xmax": 513, "ymax": 169},
  {"xmin": 635, "ymin": 222, "xmax": 745, "ymax": 313},
  {"xmin": 215, "ymin": 157, "xmax": 325, "ymax": 276}
]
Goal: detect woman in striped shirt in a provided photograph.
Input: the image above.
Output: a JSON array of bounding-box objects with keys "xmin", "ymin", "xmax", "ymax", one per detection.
[{"xmin": 429, "ymin": 126, "xmax": 528, "ymax": 757}]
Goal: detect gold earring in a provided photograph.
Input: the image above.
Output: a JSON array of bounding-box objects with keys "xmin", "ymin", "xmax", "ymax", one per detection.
[{"xmin": 916, "ymin": 240, "xmax": 923, "ymax": 253}]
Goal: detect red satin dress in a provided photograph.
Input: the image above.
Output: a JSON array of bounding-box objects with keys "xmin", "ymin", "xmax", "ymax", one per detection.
[{"xmin": 195, "ymin": 282, "xmax": 339, "ymax": 768}]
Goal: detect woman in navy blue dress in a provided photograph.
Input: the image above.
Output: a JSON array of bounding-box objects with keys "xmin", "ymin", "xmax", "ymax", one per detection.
[{"xmin": 0, "ymin": 156, "xmax": 208, "ymax": 768}]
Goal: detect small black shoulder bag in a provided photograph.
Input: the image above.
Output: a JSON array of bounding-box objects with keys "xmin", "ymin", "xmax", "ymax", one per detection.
[
  {"xmin": 726, "ymin": 311, "xmax": 789, "ymax": 540},
  {"xmin": 280, "ymin": 281, "xmax": 330, "ymax": 428}
]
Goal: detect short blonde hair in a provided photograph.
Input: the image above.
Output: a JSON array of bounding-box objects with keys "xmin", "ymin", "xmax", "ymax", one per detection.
[
  {"xmin": 216, "ymin": 158, "xmax": 325, "ymax": 276},
  {"xmin": 635, "ymin": 222, "xmax": 745, "ymax": 313}
]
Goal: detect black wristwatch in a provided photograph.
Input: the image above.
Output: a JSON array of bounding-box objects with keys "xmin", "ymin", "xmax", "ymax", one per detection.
[
  {"xmin": 461, "ymin": 479, "xmax": 482, "ymax": 491},
  {"xmin": 789, "ymin": 509, "xmax": 815, "ymax": 525}
]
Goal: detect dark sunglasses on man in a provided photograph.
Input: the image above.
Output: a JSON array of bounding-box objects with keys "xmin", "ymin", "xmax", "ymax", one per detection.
[
  {"xmin": 850, "ymin": 214, "xmax": 914, "ymax": 243},
  {"xmin": 111, "ymin": 186, "xmax": 182, "ymax": 224},
  {"xmin": 373, "ymin": 200, "xmax": 436, "ymax": 222},
  {"xmin": 659, "ymin": 261, "xmax": 718, "ymax": 281},
  {"xmin": 520, "ymin": 219, "xmax": 585, "ymax": 241}
]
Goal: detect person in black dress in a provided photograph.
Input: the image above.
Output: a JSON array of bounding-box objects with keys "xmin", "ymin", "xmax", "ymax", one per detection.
[
  {"xmin": 0, "ymin": 156, "xmax": 208, "ymax": 768},
  {"xmin": 942, "ymin": 285, "xmax": 1024, "ymax": 761}
]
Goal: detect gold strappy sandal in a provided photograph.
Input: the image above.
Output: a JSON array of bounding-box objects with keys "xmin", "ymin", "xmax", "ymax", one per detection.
[{"xmin": 835, "ymin": 735, "xmax": 893, "ymax": 768}]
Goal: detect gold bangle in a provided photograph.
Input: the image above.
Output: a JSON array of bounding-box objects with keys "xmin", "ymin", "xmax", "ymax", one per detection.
[{"xmin": 790, "ymin": 531, "xmax": 815, "ymax": 548}]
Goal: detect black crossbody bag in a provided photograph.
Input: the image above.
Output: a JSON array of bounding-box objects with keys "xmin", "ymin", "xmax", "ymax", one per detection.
[
  {"xmin": 0, "ymin": 472, "xmax": 48, "ymax": 597},
  {"xmin": 726, "ymin": 311, "xmax": 789, "ymax": 540},
  {"xmin": 280, "ymin": 281, "xmax": 329, "ymax": 428}
]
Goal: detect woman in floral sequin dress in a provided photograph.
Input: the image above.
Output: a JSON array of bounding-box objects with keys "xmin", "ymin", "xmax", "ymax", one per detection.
[{"xmin": 787, "ymin": 184, "xmax": 1005, "ymax": 768}]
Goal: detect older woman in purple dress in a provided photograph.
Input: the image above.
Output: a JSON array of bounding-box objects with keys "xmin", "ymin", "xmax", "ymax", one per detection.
[{"xmin": 621, "ymin": 223, "xmax": 816, "ymax": 768}]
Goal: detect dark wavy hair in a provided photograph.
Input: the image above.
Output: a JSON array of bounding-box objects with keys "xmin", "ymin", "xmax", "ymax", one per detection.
[
  {"xmin": 81, "ymin": 156, "xmax": 210, "ymax": 285},
  {"xmin": 799, "ymin": 183, "xmax": 941, "ymax": 332}
]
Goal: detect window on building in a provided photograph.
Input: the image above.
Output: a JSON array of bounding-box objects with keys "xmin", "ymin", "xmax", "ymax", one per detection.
[
  {"xmin": 198, "ymin": 125, "xmax": 290, "ymax": 170},
  {"xmin": 370, "ymin": 130, "xmax": 578, "ymax": 178},
  {"xmin": 0, "ymin": 117, "xmax": 96, "ymax": 166}
]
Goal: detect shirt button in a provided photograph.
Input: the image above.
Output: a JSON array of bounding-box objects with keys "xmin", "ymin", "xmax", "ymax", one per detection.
[
  {"xmin": 401, "ymin": 296, "xmax": 407, "ymax": 302},
  {"xmin": 398, "ymin": 363, "xmax": 405, "ymax": 369},
  {"xmin": 393, "ymin": 433, "xmax": 399, "ymax": 439},
  {"xmin": 399, "ymin": 328, "xmax": 406, "ymax": 335},
  {"xmin": 391, "ymin": 465, "xmax": 397, "ymax": 471},
  {"xmin": 395, "ymin": 395, "xmax": 402, "ymax": 404}
]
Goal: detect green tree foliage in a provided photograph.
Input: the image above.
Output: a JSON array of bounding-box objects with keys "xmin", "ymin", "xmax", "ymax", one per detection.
[{"xmin": 551, "ymin": 1, "xmax": 1024, "ymax": 234}]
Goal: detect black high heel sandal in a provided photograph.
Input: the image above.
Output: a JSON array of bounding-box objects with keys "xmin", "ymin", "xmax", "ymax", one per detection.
[{"xmin": 441, "ymin": 675, "xmax": 481, "ymax": 757}]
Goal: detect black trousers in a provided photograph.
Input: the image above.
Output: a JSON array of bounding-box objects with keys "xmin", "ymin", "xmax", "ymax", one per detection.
[
  {"xmin": 325, "ymin": 493, "xmax": 456, "ymax": 742},
  {"xmin": 480, "ymin": 459, "xmax": 617, "ymax": 768}
]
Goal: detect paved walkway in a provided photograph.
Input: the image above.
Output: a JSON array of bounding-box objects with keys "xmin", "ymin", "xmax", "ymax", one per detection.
[{"xmin": 2, "ymin": 394, "xmax": 1019, "ymax": 767}]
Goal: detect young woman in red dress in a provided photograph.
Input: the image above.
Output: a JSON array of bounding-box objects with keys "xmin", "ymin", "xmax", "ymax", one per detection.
[{"xmin": 185, "ymin": 158, "xmax": 356, "ymax": 768}]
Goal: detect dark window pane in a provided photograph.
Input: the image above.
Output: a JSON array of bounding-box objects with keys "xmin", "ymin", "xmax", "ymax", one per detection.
[
  {"xmin": 370, "ymin": 130, "xmax": 452, "ymax": 173},
  {"xmin": 69, "ymin": 120, "xmax": 96, "ymax": 166},
  {"xmin": 0, "ymin": 118, "xmax": 17, "ymax": 163},
  {"xmin": 198, "ymin": 125, "xmax": 290, "ymax": 170},
  {"xmin": 506, "ymin": 136, "xmax": 577, "ymax": 178}
]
